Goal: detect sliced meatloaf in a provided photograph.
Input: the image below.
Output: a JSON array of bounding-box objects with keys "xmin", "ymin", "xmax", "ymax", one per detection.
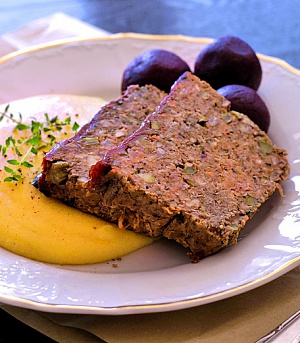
[
  {"xmin": 89, "ymin": 72, "xmax": 290, "ymax": 261},
  {"xmin": 36, "ymin": 84, "xmax": 166, "ymax": 211}
]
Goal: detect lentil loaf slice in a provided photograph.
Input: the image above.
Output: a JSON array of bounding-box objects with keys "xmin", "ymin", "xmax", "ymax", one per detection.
[
  {"xmin": 89, "ymin": 72, "xmax": 290, "ymax": 261},
  {"xmin": 36, "ymin": 84, "xmax": 166, "ymax": 212}
]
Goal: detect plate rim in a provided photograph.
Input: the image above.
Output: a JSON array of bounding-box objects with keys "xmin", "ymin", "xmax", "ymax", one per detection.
[
  {"xmin": 0, "ymin": 32, "xmax": 300, "ymax": 77},
  {"xmin": 1, "ymin": 257, "xmax": 299, "ymax": 315},
  {"xmin": 0, "ymin": 33, "xmax": 299, "ymax": 315}
]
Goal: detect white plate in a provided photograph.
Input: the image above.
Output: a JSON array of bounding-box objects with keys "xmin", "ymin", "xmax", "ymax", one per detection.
[{"xmin": 0, "ymin": 33, "xmax": 299, "ymax": 315}]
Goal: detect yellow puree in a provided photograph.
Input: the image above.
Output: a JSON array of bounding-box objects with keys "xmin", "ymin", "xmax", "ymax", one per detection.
[{"xmin": 0, "ymin": 95, "xmax": 153, "ymax": 264}]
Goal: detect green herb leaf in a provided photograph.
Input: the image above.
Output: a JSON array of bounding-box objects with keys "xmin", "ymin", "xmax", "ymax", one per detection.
[
  {"xmin": 16, "ymin": 123, "xmax": 30, "ymax": 130},
  {"xmin": 21, "ymin": 161, "xmax": 33, "ymax": 168},
  {"xmin": 4, "ymin": 166, "xmax": 14, "ymax": 173},
  {"xmin": 4, "ymin": 176, "xmax": 19, "ymax": 182},
  {"xmin": 7, "ymin": 159, "xmax": 19, "ymax": 165},
  {"xmin": 65, "ymin": 117, "xmax": 71, "ymax": 125},
  {"xmin": 0, "ymin": 107, "xmax": 81, "ymax": 182},
  {"xmin": 72, "ymin": 122, "xmax": 80, "ymax": 132}
]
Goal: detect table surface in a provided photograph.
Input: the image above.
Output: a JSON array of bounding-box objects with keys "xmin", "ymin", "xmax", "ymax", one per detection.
[
  {"xmin": 1, "ymin": 0, "xmax": 300, "ymax": 69},
  {"xmin": 0, "ymin": 0, "xmax": 299, "ymax": 342}
]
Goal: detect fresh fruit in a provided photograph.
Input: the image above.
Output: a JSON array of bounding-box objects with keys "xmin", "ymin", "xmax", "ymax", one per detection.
[
  {"xmin": 121, "ymin": 49, "xmax": 191, "ymax": 93},
  {"xmin": 217, "ymin": 84, "xmax": 270, "ymax": 132},
  {"xmin": 194, "ymin": 36, "xmax": 262, "ymax": 90}
]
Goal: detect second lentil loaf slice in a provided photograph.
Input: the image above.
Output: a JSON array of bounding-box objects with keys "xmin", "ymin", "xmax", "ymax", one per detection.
[{"xmin": 35, "ymin": 84, "xmax": 166, "ymax": 213}]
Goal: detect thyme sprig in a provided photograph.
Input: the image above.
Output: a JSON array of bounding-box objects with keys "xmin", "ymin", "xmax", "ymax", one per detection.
[{"xmin": 0, "ymin": 105, "xmax": 79, "ymax": 182}]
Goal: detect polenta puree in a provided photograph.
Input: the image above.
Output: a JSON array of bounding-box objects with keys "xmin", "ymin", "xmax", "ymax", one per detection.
[{"xmin": 0, "ymin": 95, "xmax": 153, "ymax": 264}]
